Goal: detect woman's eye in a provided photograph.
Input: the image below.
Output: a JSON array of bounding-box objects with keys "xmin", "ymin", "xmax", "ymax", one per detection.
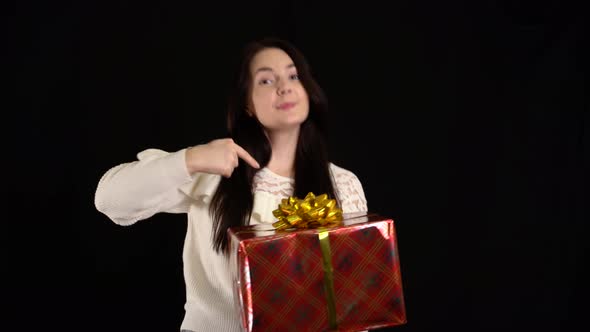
[
  {"xmin": 258, "ymin": 79, "xmax": 274, "ymax": 85},
  {"xmin": 290, "ymin": 74, "xmax": 299, "ymax": 80}
]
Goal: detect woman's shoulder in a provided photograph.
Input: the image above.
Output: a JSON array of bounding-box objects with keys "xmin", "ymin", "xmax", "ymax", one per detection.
[
  {"xmin": 328, "ymin": 162, "xmax": 366, "ymax": 196},
  {"xmin": 328, "ymin": 162, "xmax": 368, "ymax": 213},
  {"xmin": 329, "ymin": 162, "xmax": 363, "ymax": 183}
]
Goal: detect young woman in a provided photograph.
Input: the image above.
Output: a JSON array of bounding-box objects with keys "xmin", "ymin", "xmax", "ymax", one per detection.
[{"xmin": 94, "ymin": 37, "xmax": 368, "ymax": 332}]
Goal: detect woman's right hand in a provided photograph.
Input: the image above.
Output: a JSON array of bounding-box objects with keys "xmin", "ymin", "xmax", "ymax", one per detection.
[{"xmin": 185, "ymin": 138, "xmax": 260, "ymax": 177}]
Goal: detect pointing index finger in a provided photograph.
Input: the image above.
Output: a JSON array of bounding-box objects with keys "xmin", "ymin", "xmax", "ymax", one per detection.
[{"xmin": 233, "ymin": 143, "xmax": 260, "ymax": 169}]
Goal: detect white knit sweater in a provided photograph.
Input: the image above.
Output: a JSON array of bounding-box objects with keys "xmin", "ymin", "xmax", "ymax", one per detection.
[{"xmin": 94, "ymin": 148, "xmax": 368, "ymax": 331}]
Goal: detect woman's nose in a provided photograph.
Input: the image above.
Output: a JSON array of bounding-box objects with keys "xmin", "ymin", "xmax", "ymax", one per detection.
[{"xmin": 277, "ymin": 81, "xmax": 292, "ymax": 95}]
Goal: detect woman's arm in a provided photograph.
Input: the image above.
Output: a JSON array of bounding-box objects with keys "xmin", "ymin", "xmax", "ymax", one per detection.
[
  {"xmin": 94, "ymin": 148, "xmax": 196, "ymax": 226},
  {"xmin": 95, "ymin": 139, "xmax": 260, "ymax": 226}
]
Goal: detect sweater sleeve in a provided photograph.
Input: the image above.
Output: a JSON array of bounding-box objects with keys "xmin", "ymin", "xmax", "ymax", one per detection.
[{"xmin": 94, "ymin": 148, "xmax": 197, "ymax": 226}]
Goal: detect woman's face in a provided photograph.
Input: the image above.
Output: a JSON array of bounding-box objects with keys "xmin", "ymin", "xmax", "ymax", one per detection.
[{"xmin": 248, "ymin": 47, "xmax": 309, "ymax": 133}]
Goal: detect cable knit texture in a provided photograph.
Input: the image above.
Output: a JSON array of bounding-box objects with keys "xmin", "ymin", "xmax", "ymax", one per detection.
[{"xmin": 94, "ymin": 148, "xmax": 368, "ymax": 332}]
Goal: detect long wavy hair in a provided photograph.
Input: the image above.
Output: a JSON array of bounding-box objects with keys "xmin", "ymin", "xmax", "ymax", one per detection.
[{"xmin": 209, "ymin": 37, "xmax": 337, "ymax": 254}]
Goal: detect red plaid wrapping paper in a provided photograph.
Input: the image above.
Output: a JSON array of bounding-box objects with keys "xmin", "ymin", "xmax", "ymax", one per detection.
[{"xmin": 228, "ymin": 213, "xmax": 407, "ymax": 331}]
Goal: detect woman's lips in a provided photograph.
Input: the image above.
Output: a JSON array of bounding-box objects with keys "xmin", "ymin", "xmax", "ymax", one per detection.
[{"xmin": 276, "ymin": 102, "xmax": 296, "ymax": 110}]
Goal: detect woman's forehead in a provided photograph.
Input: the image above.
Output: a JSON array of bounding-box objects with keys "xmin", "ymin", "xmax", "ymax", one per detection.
[{"xmin": 250, "ymin": 48, "xmax": 295, "ymax": 73}]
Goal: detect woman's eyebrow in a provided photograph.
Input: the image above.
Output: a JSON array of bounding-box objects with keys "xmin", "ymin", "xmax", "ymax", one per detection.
[
  {"xmin": 254, "ymin": 67, "xmax": 273, "ymax": 74},
  {"xmin": 254, "ymin": 64, "xmax": 295, "ymax": 74}
]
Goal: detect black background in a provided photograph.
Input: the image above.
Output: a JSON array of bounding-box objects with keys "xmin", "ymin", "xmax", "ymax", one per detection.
[{"xmin": 10, "ymin": 0, "xmax": 586, "ymax": 331}]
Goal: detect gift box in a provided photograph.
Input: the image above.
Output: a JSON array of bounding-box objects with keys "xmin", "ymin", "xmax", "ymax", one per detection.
[{"xmin": 228, "ymin": 209, "xmax": 407, "ymax": 331}]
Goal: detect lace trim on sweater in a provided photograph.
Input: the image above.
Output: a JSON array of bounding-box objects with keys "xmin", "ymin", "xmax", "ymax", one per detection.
[{"xmin": 251, "ymin": 165, "xmax": 368, "ymax": 213}]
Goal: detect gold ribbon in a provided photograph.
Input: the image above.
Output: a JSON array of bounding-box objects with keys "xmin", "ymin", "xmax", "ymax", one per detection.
[
  {"xmin": 318, "ymin": 230, "xmax": 337, "ymax": 330},
  {"xmin": 272, "ymin": 192, "xmax": 342, "ymax": 329}
]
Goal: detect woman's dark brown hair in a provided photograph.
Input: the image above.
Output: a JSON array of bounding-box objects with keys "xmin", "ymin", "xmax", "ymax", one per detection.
[{"xmin": 209, "ymin": 37, "xmax": 337, "ymax": 253}]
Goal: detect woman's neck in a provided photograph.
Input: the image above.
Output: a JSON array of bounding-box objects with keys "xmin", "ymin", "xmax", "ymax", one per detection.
[{"xmin": 265, "ymin": 128, "xmax": 299, "ymax": 179}]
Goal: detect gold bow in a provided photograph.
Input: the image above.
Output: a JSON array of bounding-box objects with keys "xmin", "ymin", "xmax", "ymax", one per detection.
[{"xmin": 272, "ymin": 192, "xmax": 343, "ymax": 230}]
